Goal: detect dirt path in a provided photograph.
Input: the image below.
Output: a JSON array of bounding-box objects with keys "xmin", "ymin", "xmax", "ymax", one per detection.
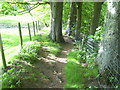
[{"xmin": 21, "ymin": 36, "xmax": 74, "ymax": 88}]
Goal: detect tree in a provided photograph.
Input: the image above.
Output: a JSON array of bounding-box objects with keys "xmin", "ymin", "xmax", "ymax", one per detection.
[
  {"xmin": 75, "ymin": 2, "xmax": 82, "ymax": 40},
  {"xmin": 90, "ymin": 2, "xmax": 103, "ymax": 35},
  {"xmin": 96, "ymin": 1, "xmax": 120, "ymax": 83},
  {"xmin": 49, "ymin": 2, "xmax": 64, "ymax": 43},
  {"xmin": 65, "ymin": 2, "xmax": 77, "ymax": 36}
]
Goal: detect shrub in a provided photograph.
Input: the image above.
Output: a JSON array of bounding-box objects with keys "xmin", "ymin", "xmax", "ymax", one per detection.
[
  {"xmin": 2, "ymin": 68, "xmax": 21, "ymax": 88},
  {"xmin": 16, "ymin": 41, "xmax": 41, "ymax": 64}
]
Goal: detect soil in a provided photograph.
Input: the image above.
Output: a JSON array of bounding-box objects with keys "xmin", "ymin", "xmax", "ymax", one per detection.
[{"xmin": 20, "ymin": 36, "xmax": 74, "ymax": 88}]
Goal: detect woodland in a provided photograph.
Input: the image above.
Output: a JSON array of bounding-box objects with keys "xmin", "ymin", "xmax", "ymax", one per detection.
[{"xmin": 0, "ymin": 0, "xmax": 120, "ymax": 89}]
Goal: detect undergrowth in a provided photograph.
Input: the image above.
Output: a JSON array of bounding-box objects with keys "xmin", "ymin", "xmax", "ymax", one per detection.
[
  {"xmin": 16, "ymin": 41, "xmax": 41, "ymax": 64},
  {"xmin": 33, "ymin": 34, "xmax": 61, "ymax": 55},
  {"xmin": 2, "ymin": 68, "xmax": 21, "ymax": 88},
  {"xmin": 0, "ymin": 34, "xmax": 34, "ymax": 67},
  {"xmin": 2, "ymin": 31, "xmax": 61, "ymax": 88},
  {"xmin": 2, "ymin": 41, "xmax": 41, "ymax": 88},
  {"xmin": 65, "ymin": 41, "xmax": 99, "ymax": 89},
  {"xmin": 65, "ymin": 50, "xmax": 98, "ymax": 88},
  {"xmin": 64, "ymin": 30, "xmax": 104, "ymax": 88}
]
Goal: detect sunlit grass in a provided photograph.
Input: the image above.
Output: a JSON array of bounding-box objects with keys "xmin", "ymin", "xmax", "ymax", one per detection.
[
  {"xmin": 1, "ymin": 29, "xmax": 62, "ymax": 88},
  {"xmin": 0, "ymin": 19, "xmax": 18, "ymax": 25},
  {"xmin": 64, "ymin": 50, "xmax": 99, "ymax": 88},
  {"xmin": 64, "ymin": 50, "xmax": 86, "ymax": 88},
  {"xmin": 43, "ymin": 42, "xmax": 61, "ymax": 55},
  {"xmin": 33, "ymin": 30, "xmax": 61, "ymax": 55},
  {"xmin": 0, "ymin": 29, "xmax": 61, "ymax": 67},
  {"xmin": 0, "ymin": 34, "xmax": 34, "ymax": 67},
  {"xmin": 0, "ymin": 13, "xmax": 33, "ymax": 25}
]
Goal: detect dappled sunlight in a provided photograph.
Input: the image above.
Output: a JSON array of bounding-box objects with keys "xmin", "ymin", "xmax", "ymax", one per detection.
[{"xmin": 1, "ymin": 0, "xmax": 119, "ymax": 88}]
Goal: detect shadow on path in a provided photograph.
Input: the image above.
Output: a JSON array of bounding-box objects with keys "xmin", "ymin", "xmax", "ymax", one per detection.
[{"xmin": 21, "ymin": 36, "xmax": 73, "ymax": 88}]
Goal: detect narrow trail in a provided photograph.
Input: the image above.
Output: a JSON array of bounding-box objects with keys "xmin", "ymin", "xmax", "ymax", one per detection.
[{"xmin": 21, "ymin": 36, "xmax": 74, "ymax": 88}]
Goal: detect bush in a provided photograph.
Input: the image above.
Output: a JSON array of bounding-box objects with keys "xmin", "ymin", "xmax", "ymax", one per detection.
[
  {"xmin": 2, "ymin": 68, "xmax": 21, "ymax": 88},
  {"xmin": 16, "ymin": 41, "xmax": 41, "ymax": 64}
]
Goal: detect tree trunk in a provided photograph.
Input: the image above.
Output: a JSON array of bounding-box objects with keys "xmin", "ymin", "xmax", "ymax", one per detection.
[
  {"xmin": 49, "ymin": 2, "xmax": 64, "ymax": 43},
  {"xmin": 90, "ymin": 2, "xmax": 103, "ymax": 35},
  {"xmin": 65, "ymin": 2, "xmax": 77, "ymax": 36},
  {"xmin": 96, "ymin": 1, "xmax": 120, "ymax": 83},
  {"xmin": 75, "ymin": 2, "xmax": 82, "ymax": 40}
]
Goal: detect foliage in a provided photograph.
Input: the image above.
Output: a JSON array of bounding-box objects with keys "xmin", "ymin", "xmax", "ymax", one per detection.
[
  {"xmin": 99, "ymin": 2, "xmax": 107, "ymax": 26},
  {"xmin": 0, "ymin": 34, "xmax": 32, "ymax": 67},
  {"xmin": 16, "ymin": 41, "xmax": 41, "ymax": 64},
  {"xmin": 0, "ymin": 34, "xmax": 33, "ymax": 65},
  {"xmin": 31, "ymin": 4, "xmax": 50, "ymax": 27},
  {"xmin": 0, "ymin": 1, "xmax": 108, "ymax": 88},
  {"xmin": 0, "ymin": 2, "xmax": 23, "ymax": 16},
  {"xmin": 62, "ymin": 2, "xmax": 70, "ymax": 29},
  {"xmin": 2, "ymin": 68, "xmax": 21, "ymax": 88},
  {"xmin": 81, "ymin": 2, "xmax": 94, "ymax": 35},
  {"xmin": 65, "ymin": 49, "xmax": 99, "ymax": 88},
  {"xmin": 33, "ymin": 33, "xmax": 61, "ymax": 55},
  {"xmin": 89, "ymin": 26, "xmax": 104, "ymax": 42},
  {"xmin": 62, "ymin": 2, "xmax": 106, "ymax": 35},
  {"xmin": 81, "ymin": 2, "xmax": 106, "ymax": 35},
  {"xmin": 32, "ymin": 2, "xmax": 70, "ymax": 29},
  {"xmin": 65, "ymin": 30, "xmax": 103, "ymax": 88},
  {"xmin": 2, "ymin": 30, "xmax": 62, "ymax": 88}
]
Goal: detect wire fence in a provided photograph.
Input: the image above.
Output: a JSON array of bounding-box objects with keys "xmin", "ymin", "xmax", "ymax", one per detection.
[
  {"xmin": 0, "ymin": 20, "xmax": 41, "ymax": 69},
  {"xmin": 79, "ymin": 35, "xmax": 120, "ymax": 88},
  {"xmin": 99, "ymin": 49, "xmax": 119, "ymax": 88}
]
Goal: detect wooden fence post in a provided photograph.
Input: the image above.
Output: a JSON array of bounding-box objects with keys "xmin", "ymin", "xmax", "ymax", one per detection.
[
  {"xmin": 35, "ymin": 21, "xmax": 38, "ymax": 32},
  {"xmin": 28, "ymin": 23, "xmax": 32, "ymax": 41},
  {"xmin": 0, "ymin": 33, "xmax": 7, "ymax": 69},
  {"xmin": 33, "ymin": 21, "xmax": 36, "ymax": 36},
  {"xmin": 38, "ymin": 20, "xmax": 41, "ymax": 31},
  {"xmin": 18, "ymin": 22, "xmax": 23, "ymax": 48}
]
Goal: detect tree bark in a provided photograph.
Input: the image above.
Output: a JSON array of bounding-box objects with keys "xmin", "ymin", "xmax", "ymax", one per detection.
[
  {"xmin": 75, "ymin": 2, "xmax": 82, "ymax": 40},
  {"xmin": 65, "ymin": 2, "xmax": 77, "ymax": 36},
  {"xmin": 90, "ymin": 2, "xmax": 103, "ymax": 35},
  {"xmin": 97, "ymin": 1, "xmax": 120, "ymax": 82},
  {"xmin": 49, "ymin": 2, "xmax": 64, "ymax": 43}
]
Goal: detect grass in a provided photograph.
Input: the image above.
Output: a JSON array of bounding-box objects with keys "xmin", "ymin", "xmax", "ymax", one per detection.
[
  {"xmin": 1, "ymin": 29, "xmax": 62, "ymax": 88},
  {"xmin": 0, "ymin": 34, "xmax": 34, "ymax": 67},
  {"xmin": 33, "ymin": 29, "xmax": 61, "ymax": 55},
  {"xmin": 2, "ymin": 34, "xmax": 30, "ymax": 49},
  {"xmin": 0, "ymin": 13, "xmax": 40, "ymax": 67},
  {"xmin": 0, "ymin": 13, "xmax": 33, "ymax": 25},
  {"xmin": 1, "ymin": 40, "xmax": 41, "ymax": 88},
  {"xmin": 64, "ymin": 50, "xmax": 99, "ymax": 88},
  {"xmin": 0, "ymin": 19, "xmax": 18, "ymax": 25},
  {"xmin": 0, "ymin": 28, "xmax": 61, "ymax": 66}
]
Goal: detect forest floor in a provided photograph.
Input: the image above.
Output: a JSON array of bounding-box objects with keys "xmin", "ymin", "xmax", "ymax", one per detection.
[{"xmin": 20, "ymin": 36, "xmax": 74, "ymax": 88}]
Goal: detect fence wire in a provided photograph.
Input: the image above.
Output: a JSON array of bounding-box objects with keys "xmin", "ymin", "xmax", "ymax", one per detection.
[{"xmin": 79, "ymin": 36, "xmax": 120, "ymax": 88}]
